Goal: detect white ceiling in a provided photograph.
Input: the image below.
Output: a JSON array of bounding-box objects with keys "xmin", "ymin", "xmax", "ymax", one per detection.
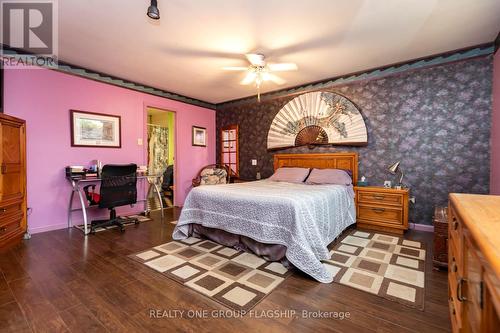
[{"xmin": 58, "ymin": 0, "xmax": 500, "ymax": 104}]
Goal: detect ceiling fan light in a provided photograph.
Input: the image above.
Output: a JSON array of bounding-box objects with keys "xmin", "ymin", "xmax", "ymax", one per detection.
[
  {"xmin": 262, "ymin": 72, "xmax": 271, "ymax": 81},
  {"xmin": 147, "ymin": 0, "xmax": 160, "ymax": 19}
]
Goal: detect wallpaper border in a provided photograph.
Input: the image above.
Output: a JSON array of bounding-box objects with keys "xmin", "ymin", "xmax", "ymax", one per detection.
[
  {"xmin": 217, "ymin": 44, "xmax": 494, "ymax": 108},
  {"xmin": 0, "ymin": 44, "xmax": 217, "ymax": 110}
]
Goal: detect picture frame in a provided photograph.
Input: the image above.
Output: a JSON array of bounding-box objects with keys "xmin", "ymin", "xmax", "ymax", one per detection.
[
  {"xmin": 192, "ymin": 126, "xmax": 207, "ymax": 147},
  {"xmin": 70, "ymin": 110, "xmax": 121, "ymax": 148}
]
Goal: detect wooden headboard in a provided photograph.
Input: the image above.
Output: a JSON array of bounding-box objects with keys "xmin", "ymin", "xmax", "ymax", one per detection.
[{"xmin": 273, "ymin": 153, "xmax": 359, "ymax": 185}]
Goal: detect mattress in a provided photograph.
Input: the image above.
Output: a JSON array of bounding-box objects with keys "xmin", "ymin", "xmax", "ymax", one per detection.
[{"xmin": 173, "ymin": 180, "xmax": 356, "ymax": 283}]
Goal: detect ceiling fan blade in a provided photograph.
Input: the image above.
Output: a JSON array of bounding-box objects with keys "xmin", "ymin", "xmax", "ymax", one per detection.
[
  {"xmin": 240, "ymin": 72, "xmax": 256, "ymax": 85},
  {"xmin": 266, "ymin": 73, "xmax": 286, "ymax": 85},
  {"xmin": 245, "ymin": 53, "xmax": 265, "ymax": 66},
  {"xmin": 267, "ymin": 63, "xmax": 298, "ymax": 72},
  {"xmin": 222, "ymin": 66, "xmax": 248, "ymax": 71}
]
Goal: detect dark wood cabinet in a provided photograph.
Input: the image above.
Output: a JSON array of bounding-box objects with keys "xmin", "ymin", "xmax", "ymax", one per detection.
[
  {"xmin": 0, "ymin": 113, "xmax": 27, "ymax": 249},
  {"xmin": 433, "ymin": 206, "xmax": 448, "ymax": 269}
]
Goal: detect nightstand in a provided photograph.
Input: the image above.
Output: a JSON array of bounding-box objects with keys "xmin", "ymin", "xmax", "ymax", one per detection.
[{"xmin": 354, "ymin": 186, "xmax": 409, "ymax": 234}]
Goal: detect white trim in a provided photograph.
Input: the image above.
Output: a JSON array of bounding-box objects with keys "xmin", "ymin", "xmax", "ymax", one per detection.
[{"xmin": 409, "ymin": 223, "xmax": 434, "ymax": 232}]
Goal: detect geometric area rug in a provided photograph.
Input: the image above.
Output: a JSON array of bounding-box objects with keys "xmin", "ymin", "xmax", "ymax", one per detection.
[
  {"xmin": 324, "ymin": 230, "xmax": 426, "ymax": 310},
  {"xmin": 129, "ymin": 237, "xmax": 292, "ymax": 312}
]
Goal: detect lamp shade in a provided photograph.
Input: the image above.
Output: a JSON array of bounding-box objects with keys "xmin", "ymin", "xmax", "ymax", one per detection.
[{"xmin": 388, "ymin": 161, "xmax": 400, "ymax": 175}]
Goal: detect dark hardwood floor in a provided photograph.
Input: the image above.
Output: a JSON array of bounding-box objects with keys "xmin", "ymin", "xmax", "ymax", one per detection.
[{"xmin": 0, "ymin": 209, "xmax": 450, "ymax": 332}]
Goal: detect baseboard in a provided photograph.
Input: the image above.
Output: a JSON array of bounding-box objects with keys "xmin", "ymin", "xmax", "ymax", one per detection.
[
  {"xmin": 409, "ymin": 223, "xmax": 434, "ymax": 232},
  {"xmin": 29, "ymin": 223, "xmax": 68, "ymax": 234}
]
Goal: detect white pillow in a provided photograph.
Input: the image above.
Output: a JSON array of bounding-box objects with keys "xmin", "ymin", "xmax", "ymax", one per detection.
[
  {"xmin": 305, "ymin": 168, "xmax": 352, "ymax": 185},
  {"xmin": 268, "ymin": 167, "xmax": 310, "ymax": 183}
]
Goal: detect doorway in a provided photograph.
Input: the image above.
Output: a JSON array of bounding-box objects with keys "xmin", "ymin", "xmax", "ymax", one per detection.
[{"xmin": 146, "ymin": 107, "xmax": 175, "ymax": 208}]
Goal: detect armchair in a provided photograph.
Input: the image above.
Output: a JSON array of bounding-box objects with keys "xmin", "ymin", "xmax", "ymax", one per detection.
[{"xmin": 192, "ymin": 164, "xmax": 230, "ymax": 187}]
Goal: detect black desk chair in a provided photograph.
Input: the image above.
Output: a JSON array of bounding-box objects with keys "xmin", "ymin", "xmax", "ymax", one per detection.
[
  {"xmin": 162, "ymin": 165, "xmax": 174, "ymax": 206},
  {"xmin": 91, "ymin": 164, "xmax": 138, "ymax": 233}
]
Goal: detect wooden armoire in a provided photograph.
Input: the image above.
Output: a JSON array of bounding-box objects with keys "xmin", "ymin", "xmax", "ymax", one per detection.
[{"xmin": 0, "ymin": 113, "xmax": 27, "ymax": 249}]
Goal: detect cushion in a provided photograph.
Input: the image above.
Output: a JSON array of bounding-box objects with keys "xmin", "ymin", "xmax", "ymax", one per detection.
[
  {"xmin": 268, "ymin": 167, "xmax": 310, "ymax": 183},
  {"xmin": 305, "ymin": 168, "xmax": 352, "ymax": 185},
  {"xmin": 200, "ymin": 168, "xmax": 227, "ymax": 185}
]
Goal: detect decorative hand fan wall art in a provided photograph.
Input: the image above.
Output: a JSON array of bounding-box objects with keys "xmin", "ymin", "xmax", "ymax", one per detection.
[{"xmin": 267, "ymin": 91, "xmax": 368, "ymax": 150}]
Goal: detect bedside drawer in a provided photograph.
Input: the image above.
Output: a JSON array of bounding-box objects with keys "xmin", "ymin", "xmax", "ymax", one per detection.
[
  {"xmin": 358, "ymin": 191, "xmax": 403, "ymax": 206},
  {"xmin": 358, "ymin": 204, "xmax": 403, "ymax": 225}
]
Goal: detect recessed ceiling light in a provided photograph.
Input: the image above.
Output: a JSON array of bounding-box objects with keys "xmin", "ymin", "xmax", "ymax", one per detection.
[{"xmin": 147, "ymin": 0, "xmax": 160, "ymax": 20}]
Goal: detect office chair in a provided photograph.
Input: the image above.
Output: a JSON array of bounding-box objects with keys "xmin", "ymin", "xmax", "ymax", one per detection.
[
  {"xmin": 90, "ymin": 164, "xmax": 138, "ymax": 233},
  {"xmin": 162, "ymin": 164, "xmax": 174, "ymax": 206}
]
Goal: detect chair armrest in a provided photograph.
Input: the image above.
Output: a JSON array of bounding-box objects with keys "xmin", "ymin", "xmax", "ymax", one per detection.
[{"xmin": 192, "ymin": 177, "xmax": 201, "ymax": 187}]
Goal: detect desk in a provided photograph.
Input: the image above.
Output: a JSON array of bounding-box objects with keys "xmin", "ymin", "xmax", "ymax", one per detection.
[{"xmin": 67, "ymin": 175, "xmax": 164, "ymax": 235}]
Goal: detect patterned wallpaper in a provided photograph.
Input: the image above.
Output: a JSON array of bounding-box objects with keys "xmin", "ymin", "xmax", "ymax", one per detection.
[{"xmin": 216, "ymin": 56, "xmax": 493, "ymax": 225}]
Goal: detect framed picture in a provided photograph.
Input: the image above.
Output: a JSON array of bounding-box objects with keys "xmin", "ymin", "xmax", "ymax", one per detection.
[
  {"xmin": 192, "ymin": 126, "xmax": 207, "ymax": 147},
  {"xmin": 70, "ymin": 110, "xmax": 121, "ymax": 148}
]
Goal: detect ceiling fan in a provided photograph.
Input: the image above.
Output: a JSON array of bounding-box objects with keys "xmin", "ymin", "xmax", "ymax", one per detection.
[{"xmin": 223, "ymin": 54, "xmax": 298, "ymax": 101}]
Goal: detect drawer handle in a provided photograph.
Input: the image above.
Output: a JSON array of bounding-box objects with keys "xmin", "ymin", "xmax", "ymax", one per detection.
[
  {"xmin": 457, "ymin": 278, "xmax": 467, "ymax": 302},
  {"xmin": 373, "ymin": 195, "xmax": 385, "ymax": 200},
  {"xmin": 371, "ymin": 208, "xmax": 386, "ymax": 213},
  {"xmin": 453, "ymin": 221, "xmax": 458, "ymax": 230},
  {"xmin": 451, "ymin": 258, "xmax": 457, "ymax": 273},
  {"xmin": 0, "ymin": 226, "xmax": 6, "ymax": 233},
  {"xmin": 0, "ymin": 208, "xmax": 6, "ymax": 213}
]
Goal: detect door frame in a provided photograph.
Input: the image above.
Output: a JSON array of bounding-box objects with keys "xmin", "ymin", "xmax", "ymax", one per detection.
[{"xmin": 143, "ymin": 105, "xmax": 177, "ymax": 207}]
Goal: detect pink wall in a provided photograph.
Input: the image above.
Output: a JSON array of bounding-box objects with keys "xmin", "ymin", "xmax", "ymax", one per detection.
[
  {"xmin": 4, "ymin": 68, "xmax": 215, "ymax": 233},
  {"xmin": 491, "ymin": 50, "xmax": 500, "ymax": 194}
]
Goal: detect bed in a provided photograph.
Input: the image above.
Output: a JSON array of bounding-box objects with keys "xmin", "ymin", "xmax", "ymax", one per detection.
[{"xmin": 173, "ymin": 153, "xmax": 358, "ymax": 283}]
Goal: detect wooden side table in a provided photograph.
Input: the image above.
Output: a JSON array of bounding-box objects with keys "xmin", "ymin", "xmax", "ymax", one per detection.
[{"xmin": 354, "ymin": 186, "xmax": 409, "ymax": 234}]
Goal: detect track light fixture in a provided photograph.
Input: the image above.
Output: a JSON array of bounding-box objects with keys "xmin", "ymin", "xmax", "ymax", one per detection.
[{"xmin": 147, "ymin": 0, "xmax": 160, "ymax": 20}]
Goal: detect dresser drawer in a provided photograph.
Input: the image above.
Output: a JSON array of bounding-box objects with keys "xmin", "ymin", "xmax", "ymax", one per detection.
[
  {"xmin": 358, "ymin": 191, "xmax": 403, "ymax": 206},
  {"xmin": 448, "ymin": 207, "xmax": 462, "ymax": 255},
  {"xmin": 0, "ymin": 201, "xmax": 23, "ymax": 221},
  {"xmin": 449, "ymin": 289, "xmax": 462, "ymax": 331},
  {"xmin": 0, "ymin": 215, "xmax": 23, "ymax": 241},
  {"xmin": 358, "ymin": 204, "xmax": 403, "ymax": 225},
  {"xmin": 449, "ymin": 273, "xmax": 464, "ymax": 330}
]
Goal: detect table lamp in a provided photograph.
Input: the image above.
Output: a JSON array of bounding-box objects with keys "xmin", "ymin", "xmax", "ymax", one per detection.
[{"xmin": 388, "ymin": 161, "xmax": 404, "ymax": 188}]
